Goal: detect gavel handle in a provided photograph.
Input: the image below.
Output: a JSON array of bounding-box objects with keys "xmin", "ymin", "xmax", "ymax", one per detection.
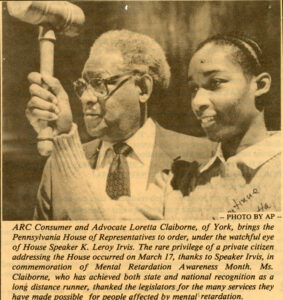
[{"xmin": 37, "ymin": 26, "xmax": 56, "ymax": 156}]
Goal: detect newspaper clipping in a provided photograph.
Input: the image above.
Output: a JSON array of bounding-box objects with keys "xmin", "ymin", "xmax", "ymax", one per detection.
[{"xmin": 1, "ymin": 1, "xmax": 282, "ymax": 300}]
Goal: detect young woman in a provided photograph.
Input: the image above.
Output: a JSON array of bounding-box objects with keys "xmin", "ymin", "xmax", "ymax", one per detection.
[{"xmin": 165, "ymin": 34, "xmax": 281, "ymax": 219}]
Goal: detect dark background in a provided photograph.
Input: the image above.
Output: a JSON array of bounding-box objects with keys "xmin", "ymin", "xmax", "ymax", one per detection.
[{"xmin": 2, "ymin": 1, "xmax": 281, "ymax": 220}]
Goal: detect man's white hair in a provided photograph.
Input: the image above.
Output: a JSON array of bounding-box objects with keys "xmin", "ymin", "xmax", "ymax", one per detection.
[{"xmin": 90, "ymin": 29, "xmax": 171, "ymax": 90}]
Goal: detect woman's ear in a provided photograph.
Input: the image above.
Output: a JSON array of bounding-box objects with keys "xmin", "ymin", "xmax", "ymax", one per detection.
[
  {"xmin": 254, "ymin": 72, "xmax": 271, "ymax": 97},
  {"xmin": 136, "ymin": 74, "xmax": 153, "ymax": 103}
]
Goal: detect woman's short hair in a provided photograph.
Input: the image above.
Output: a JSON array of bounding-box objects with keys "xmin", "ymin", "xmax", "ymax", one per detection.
[{"xmin": 194, "ymin": 33, "xmax": 265, "ymax": 77}]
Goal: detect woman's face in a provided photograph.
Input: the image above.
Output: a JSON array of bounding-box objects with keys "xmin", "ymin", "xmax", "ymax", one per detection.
[{"xmin": 188, "ymin": 43, "xmax": 259, "ymax": 142}]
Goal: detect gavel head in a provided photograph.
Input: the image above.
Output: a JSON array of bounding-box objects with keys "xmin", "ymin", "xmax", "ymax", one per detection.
[{"xmin": 7, "ymin": 1, "xmax": 85, "ymax": 37}]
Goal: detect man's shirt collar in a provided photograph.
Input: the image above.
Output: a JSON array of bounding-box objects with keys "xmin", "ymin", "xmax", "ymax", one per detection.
[
  {"xmin": 97, "ymin": 118, "xmax": 156, "ymax": 167},
  {"xmin": 126, "ymin": 117, "xmax": 156, "ymax": 167}
]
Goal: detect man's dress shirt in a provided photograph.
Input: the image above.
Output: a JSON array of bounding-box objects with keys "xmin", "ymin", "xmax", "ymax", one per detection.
[{"xmin": 94, "ymin": 118, "xmax": 156, "ymax": 197}]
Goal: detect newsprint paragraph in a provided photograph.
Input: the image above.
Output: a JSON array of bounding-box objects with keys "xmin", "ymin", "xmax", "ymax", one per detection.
[{"xmin": 1, "ymin": 1, "xmax": 283, "ymax": 300}]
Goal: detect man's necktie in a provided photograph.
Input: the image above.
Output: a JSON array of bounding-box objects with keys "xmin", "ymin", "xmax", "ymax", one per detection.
[{"xmin": 106, "ymin": 142, "xmax": 132, "ymax": 200}]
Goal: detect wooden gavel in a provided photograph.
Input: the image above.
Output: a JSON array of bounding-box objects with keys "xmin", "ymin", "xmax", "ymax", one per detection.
[{"xmin": 7, "ymin": 1, "xmax": 85, "ymax": 156}]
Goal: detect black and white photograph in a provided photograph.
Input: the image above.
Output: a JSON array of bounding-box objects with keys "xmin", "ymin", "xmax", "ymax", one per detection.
[
  {"xmin": 2, "ymin": 1, "xmax": 281, "ymax": 220},
  {"xmin": 1, "ymin": 2, "xmax": 283, "ymax": 300}
]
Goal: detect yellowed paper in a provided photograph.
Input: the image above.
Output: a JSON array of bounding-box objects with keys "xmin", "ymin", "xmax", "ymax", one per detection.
[{"xmin": 2, "ymin": 1, "xmax": 282, "ymax": 300}]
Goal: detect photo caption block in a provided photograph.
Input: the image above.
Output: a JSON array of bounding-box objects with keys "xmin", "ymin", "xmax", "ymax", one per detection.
[{"xmin": 1, "ymin": 213, "xmax": 282, "ymax": 300}]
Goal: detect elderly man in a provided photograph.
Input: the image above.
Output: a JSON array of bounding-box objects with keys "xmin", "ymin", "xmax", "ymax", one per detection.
[{"xmin": 27, "ymin": 30, "xmax": 213, "ymax": 220}]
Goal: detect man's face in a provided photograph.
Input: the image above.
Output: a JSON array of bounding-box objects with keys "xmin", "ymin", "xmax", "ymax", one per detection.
[
  {"xmin": 81, "ymin": 49, "xmax": 141, "ymax": 142},
  {"xmin": 188, "ymin": 43, "xmax": 258, "ymax": 142}
]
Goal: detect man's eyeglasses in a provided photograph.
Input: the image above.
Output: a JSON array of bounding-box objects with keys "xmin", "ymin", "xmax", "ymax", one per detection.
[{"xmin": 73, "ymin": 70, "xmax": 140, "ymax": 100}]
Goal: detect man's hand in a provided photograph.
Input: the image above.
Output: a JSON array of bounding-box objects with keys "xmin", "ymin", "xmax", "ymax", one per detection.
[{"xmin": 26, "ymin": 72, "xmax": 73, "ymax": 135}]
